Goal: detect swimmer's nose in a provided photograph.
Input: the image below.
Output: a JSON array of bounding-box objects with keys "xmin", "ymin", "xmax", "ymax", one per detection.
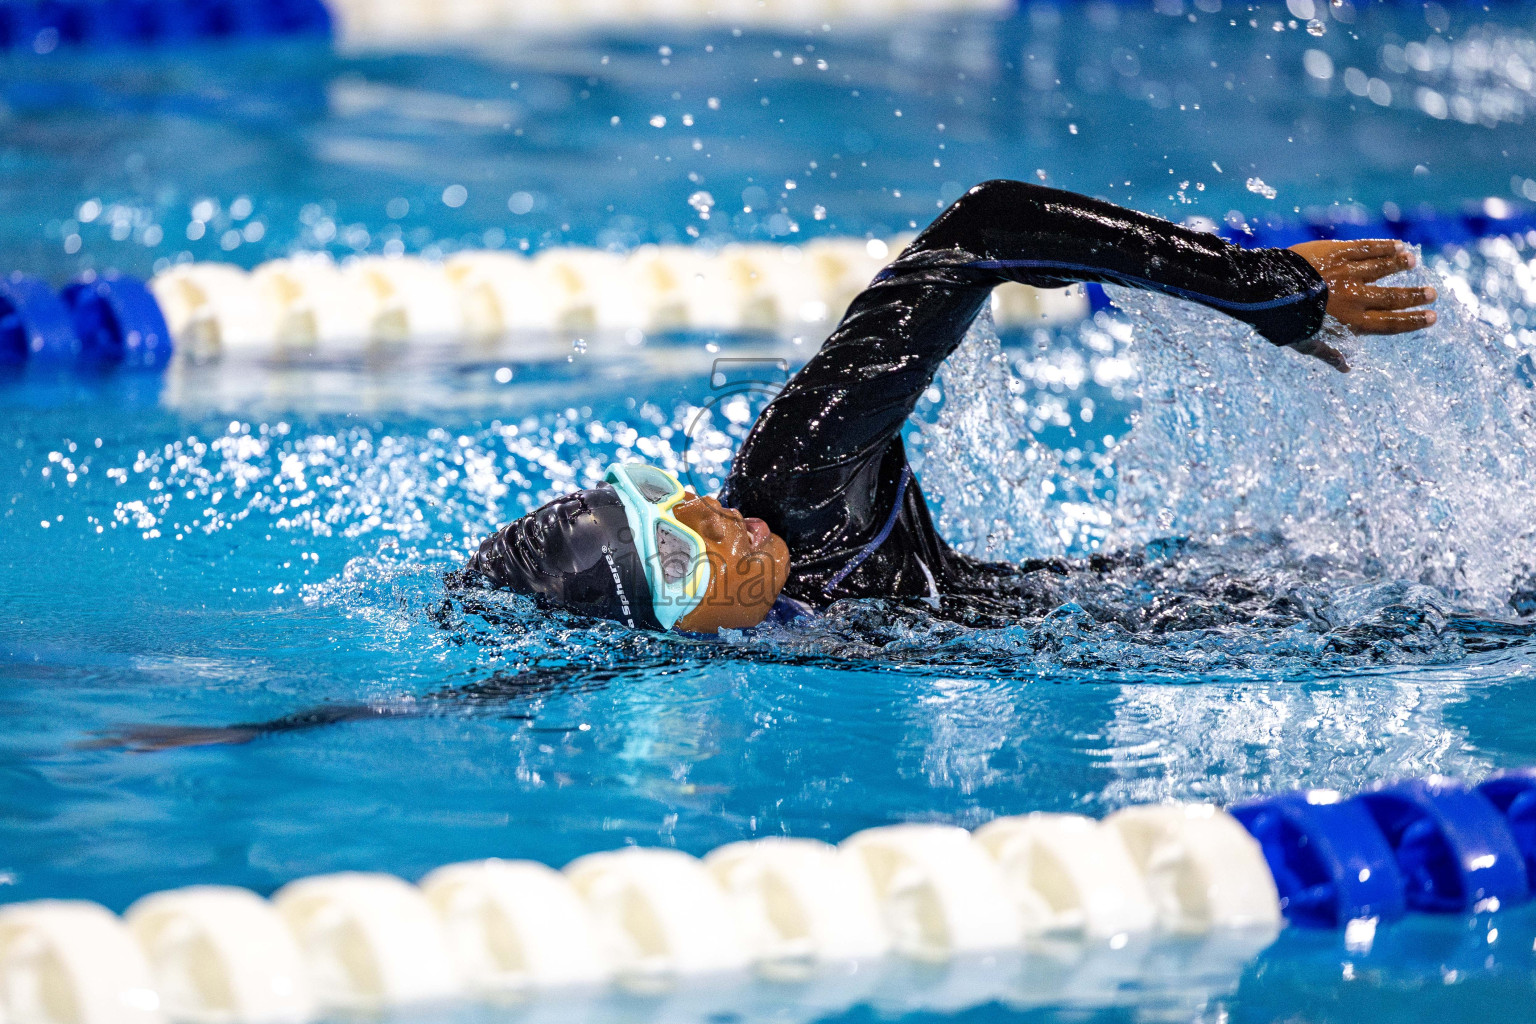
[{"xmin": 704, "ymin": 495, "xmax": 743, "ymax": 520}]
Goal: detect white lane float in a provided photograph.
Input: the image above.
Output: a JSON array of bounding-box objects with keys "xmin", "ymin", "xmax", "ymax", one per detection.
[
  {"xmin": 1103, "ymin": 804, "xmax": 1282, "ymax": 933},
  {"xmin": 442, "ymin": 251, "xmax": 549, "ymax": 337},
  {"xmin": 270, "ymin": 872, "xmax": 461, "ymax": 1011},
  {"xmin": 687, "ymin": 243, "xmax": 804, "ymax": 332},
  {"xmin": 616, "ymin": 245, "xmax": 707, "ymax": 333},
  {"xmin": 973, "ymin": 812, "xmax": 1156, "ymax": 938},
  {"xmin": 798, "ymin": 238, "xmax": 887, "ymax": 323},
  {"xmin": 249, "ymin": 255, "xmax": 379, "ymax": 354},
  {"xmin": 563, "ymin": 848, "xmax": 752, "ymax": 985},
  {"xmin": 529, "ymin": 248, "xmax": 626, "ymax": 332},
  {"xmin": 991, "ymin": 281, "xmax": 1091, "ymax": 326},
  {"xmin": 0, "ymin": 900, "xmax": 162, "ymax": 1024},
  {"xmin": 125, "ymin": 886, "xmax": 315, "ymax": 1024},
  {"xmin": 703, "ymin": 837, "xmax": 890, "ymax": 970},
  {"xmin": 0, "ymin": 799, "xmax": 1297, "ymax": 1021},
  {"xmin": 147, "ymin": 238, "xmax": 1097, "ymax": 359},
  {"xmin": 328, "ymin": 0, "xmax": 1012, "ymax": 45},
  {"xmin": 344, "ymin": 256, "xmax": 464, "ymax": 344},
  {"xmin": 148, "ymin": 264, "xmax": 277, "ymax": 359},
  {"xmin": 839, "ymin": 825, "xmax": 1023, "ymax": 961},
  {"xmin": 419, "ymin": 858, "xmax": 611, "ymax": 993}
]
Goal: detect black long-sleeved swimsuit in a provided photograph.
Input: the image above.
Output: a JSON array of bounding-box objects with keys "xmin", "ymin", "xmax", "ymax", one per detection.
[{"xmin": 724, "ymin": 180, "xmax": 1330, "ymax": 628}]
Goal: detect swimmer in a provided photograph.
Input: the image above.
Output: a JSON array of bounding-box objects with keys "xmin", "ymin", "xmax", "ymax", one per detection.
[
  {"xmin": 455, "ymin": 179, "xmax": 1439, "ymax": 633},
  {"xmin": 91, "ymin": 181, "xmax": 1454, "ymax": 752}
]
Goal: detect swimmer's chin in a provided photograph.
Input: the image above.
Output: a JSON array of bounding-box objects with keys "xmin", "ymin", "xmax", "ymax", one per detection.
[{"xmin": 676, "ymin": 550, "xmax": 791, "ymax": 633}]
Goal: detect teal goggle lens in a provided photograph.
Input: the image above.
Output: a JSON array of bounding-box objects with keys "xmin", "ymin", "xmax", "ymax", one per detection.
[{"xmin": 604, "ymin": 463, "xmax": 712, "ymax": 630}]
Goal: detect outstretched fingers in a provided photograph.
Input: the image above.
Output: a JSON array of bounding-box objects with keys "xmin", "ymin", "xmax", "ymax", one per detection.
[
  {"xmin": 1336, "ymin": 238, "xmax": 1408, "ymax": 261},
  {"xmin": 1356, "ymin": 308, "xmax": 1438, "ymax": 334},
  {"xmin": 1338, "ymin": 250, "xmax": 1419, "ymax": 282},
  {"xmin": 1288, "ymin": 236, "xmax": 1441, "ymax": 354},
  {"xmin": 1357, "ymin": 284, "xmax": 1438, "ymax": 310}
]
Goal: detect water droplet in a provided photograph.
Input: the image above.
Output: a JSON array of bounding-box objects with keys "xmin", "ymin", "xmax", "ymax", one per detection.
[
  {"xmin": 1307, "ymin": 18, "xmax": 1325, "ymax": 35},
  {"xmin": 1245, "ymin": 176, "xmax": 1278, "ymax": 199}
]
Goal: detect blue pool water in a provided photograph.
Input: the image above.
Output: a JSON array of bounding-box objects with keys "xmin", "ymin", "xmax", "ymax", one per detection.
[{"xmin": 5, "ymin": 2, "xmax": 1536, "ymax": 1021}]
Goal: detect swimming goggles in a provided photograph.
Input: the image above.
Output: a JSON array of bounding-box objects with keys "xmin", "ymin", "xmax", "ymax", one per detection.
[{"xmin": 604, "ymin": 462, "xmax": 712, "ymax": 630}]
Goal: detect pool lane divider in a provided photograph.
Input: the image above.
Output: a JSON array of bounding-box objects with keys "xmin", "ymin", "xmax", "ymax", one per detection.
[
  {"xmin": 6, "ymin": 199, "xmax": 1533, "ymax": 372},
  {"xmin": 0, "ymin": 0, "xmax": 1004, "ymax": 53},
  {"xmin": 4, "ymin": 0, "xmax": 1534, "ymax": 55},
  {"xmin": 128, "ymin": 199, "xmax": 1536, "ymax": 353},
  {"xmin": 141, "ymin": 238, "xmax": 1088, "ymax": 360},
  {"xmin": 0, "ymin": 770, "xmax": 1532, "ymax": 1023},
  {"xmin": 1222, "ymin": 201, "xmax": 1536, "ymax": 251}
]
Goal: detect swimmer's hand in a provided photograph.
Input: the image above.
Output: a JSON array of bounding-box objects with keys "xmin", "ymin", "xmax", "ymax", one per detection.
[{"xmin": 1288, "ymin": 239, "xmax": 1439, "ymax": 372}]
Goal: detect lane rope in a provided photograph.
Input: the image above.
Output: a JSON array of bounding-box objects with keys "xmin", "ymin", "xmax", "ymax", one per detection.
[
  {"xmin": 3, "ymin": 201, "xmax": 1531, "ymax": 371},
  {"xmin": 0, "ymin": 770, "xmax": 1531, "ymax": 1023},
  {"xmin": 4, "ymin": 0, "xmax": 1533, "ymax": 54}
]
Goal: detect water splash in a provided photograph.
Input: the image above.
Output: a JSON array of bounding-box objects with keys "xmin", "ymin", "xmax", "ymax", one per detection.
[
  {"xmin": 906, "ymin": 313, "xmax": 1059, "ymax": 560},
  {"xmin": 1111, "ymin": 254, "xmax": 1536, "ymax": 616},
  {"xmin": 910, "ymin": 246, "xmax": 1536, "ymax": 621}
]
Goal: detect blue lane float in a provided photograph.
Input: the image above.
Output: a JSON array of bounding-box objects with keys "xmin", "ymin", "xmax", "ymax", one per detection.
[
  {"xmin": 61, "ymin": 272, "xmax": 173, "ymax": 368},
  {"xmin": 1231, "ymin": 772, "xmax": 1536, "ymax": 929},
  {"xmin": 0, "ymin": 0, "xmax": 330, "ymax": 53},
  {"xmin": 0, "ymin": 270, "xmax": 170, "ymax": 370},
  {"xmin": 1476, "ymin": 771, "xmax": 1536, "ymax": 882},
  {"xmin": 1231, "ymin": 791, "xmax": 1407, "ymax": 929},
  {"xmin": 0, "ymin": 271, "xmax": 80, "ymax": 365},
  {"xmin": 1088, "ymin": 202, "xmax": 1535, "ymax": 315},
  {"xmin": 1222, "ymin": 206, "xmax": 1536, "ymax": 251},
  {"xmin": 1353, "ymin": 778, "xmax": 1530, "ymax": 915}
]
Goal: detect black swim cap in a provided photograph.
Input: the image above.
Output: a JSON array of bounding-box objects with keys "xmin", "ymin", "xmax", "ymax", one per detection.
[{"xmin": 458, "ymin": 484, "xmax": 664, "ymax": 631}]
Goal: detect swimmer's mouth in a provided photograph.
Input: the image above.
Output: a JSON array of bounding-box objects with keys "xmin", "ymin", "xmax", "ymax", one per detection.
[{"xmin": 745, "ymin": 517, "xmax": 770, "ymax": 547}]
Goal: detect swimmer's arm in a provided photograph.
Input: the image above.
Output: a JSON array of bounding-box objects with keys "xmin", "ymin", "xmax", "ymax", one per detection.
[
  {"xmin": 907, "ymin": 179, "xmax": 1333, "ymax": 346},
  {"xmin": 78, "ymin": 664, "xmax": 634, "ymax": 752},
  {"xmin": 729, "ymin": 180, "xmax": 1329, "ymax": 545},
  {"xmin": 78, "ymin": 703, "xmax": 420, "ymax": 752}
]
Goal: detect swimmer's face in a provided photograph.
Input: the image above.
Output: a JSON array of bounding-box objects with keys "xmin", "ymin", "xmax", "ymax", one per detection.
[{"xmin": 672, "ymin": 493, "xmax": 790, "ymax": 633}]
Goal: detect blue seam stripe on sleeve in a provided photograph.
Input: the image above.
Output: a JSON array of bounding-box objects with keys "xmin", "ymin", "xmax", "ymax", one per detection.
[
  {"xmin": 824, "ymin": 466, "xmax": 912, "ymax": 595},
  {"xmin": 964, "ymin": 258, "xmax": 1326, "ymax": 313}
]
